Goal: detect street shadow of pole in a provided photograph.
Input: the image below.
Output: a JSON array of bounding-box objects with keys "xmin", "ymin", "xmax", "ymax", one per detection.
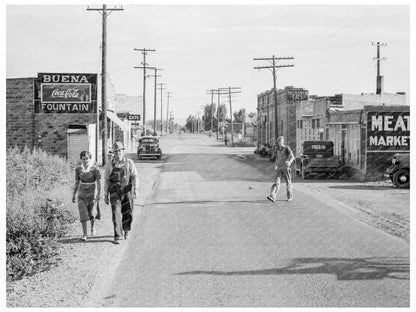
[{"xmin": 175, "ymin": 257, "xmax": 409, "ymax": 281}]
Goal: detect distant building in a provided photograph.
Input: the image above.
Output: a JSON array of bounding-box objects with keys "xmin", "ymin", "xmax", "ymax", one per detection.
[
  {"xmin": 113, "ymin": 93, "xmax": 143, "ymax": 149},
  {"xmin": 295, "ymin": 92, "xmax": 407, "ymax": 157},
  {"xmin": 257, "ymin": 86, "xmax": 308, "ymax": 151},
  {"xmin": 114, "ymin": 93, "xmax": 143, "ymax": 115},
  {"xmin": 328, "ymin": 104, "xmax": 409, "ymax": 181}
]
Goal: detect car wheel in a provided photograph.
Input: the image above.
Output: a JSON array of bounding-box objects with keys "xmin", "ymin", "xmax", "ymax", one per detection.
[{"xmin": 392, "ymin": 169, "xmax": 409, "ymax": 188}]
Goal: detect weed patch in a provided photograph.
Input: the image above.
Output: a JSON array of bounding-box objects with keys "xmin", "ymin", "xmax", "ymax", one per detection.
[{"xmin": 6, "ymin": 146, "xmax": 77, "ymax": 281}]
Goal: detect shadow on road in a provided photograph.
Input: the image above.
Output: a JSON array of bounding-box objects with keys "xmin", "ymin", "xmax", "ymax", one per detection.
[
  {"xmin": 175, "ymin": 257, "xmax": 409, "ymax": 281},
  {"xmin": 328, "ymin": 185, "xmax": 397, "ymax": 191},
  {"xmin": 145, "ymin": 199, "xmax": 273, "ymax": 206},
  {"xmin": 59, "ymin": 235, "xmax": 114, "ymax": 244}
]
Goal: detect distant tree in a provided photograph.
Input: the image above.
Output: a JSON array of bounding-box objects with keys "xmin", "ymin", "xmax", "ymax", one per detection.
[
  {"xmin": 218, "ymin": 104, "xmax": 227, "ymax": 122},
  {"xmin": 233, "ymin": 108, "xmax": 246, "ymax": 123},
  {"xmin": 203, "ymin": 103, "xmax": 216, "ymax": 131},
  {"xmin": 185, "ymin": 115, "xmax": 197, "ymax": 133}
]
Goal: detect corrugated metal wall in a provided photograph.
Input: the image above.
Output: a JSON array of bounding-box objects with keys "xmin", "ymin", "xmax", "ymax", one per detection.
[{"xmin": 67, "ymin": 129, "xmax": 89, "ymax": 162}]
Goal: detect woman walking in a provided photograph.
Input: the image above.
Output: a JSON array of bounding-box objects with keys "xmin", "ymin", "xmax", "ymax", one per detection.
[{"xmin": 72, "ymin": 151, "xmax": 101, "ymax": 241}]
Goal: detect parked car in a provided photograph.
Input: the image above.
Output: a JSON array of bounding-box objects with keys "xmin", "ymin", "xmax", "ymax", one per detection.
[
  {"xmin": 258, "ymin": 143, "xmax": 273, "ymax": 159},
  {"xmin": 384, "ymin": 153, "xmax": 410, "ymax": 188},
  {"xmin": 137, "ymin": 136, "xmax": 162, "ymax": 160},
  {"xmin": 295, "ymin": 141, "xmax": 342, "ymax": 179}
]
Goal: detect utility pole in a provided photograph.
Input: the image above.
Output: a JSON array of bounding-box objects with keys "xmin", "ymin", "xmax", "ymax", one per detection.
[
  {"xmin": 169, "ymin": 111, "xmax": 175, "ymax": 133},
  {"xmin": 206, "ymin": 89, "xmax": 215, "ymax": 134},
  {"xmin": 157, "ymin": 83, "xmax": 166, "ymax": 134},
  {"xmin": 219, "ymin": 87, "xmax": 241, "ymax": 146},
  {"xmin": 254, "ymin": 55, "xmax": 294, "ymax": 141},
  {"xmin": 134, "ymin": 48, "xmax": 155, "ymax": 136},
  {"xmin": 207, "ymin": 88, "xmax": 228, "ymax": 139},
  {"xmin": 147, "ymin": 68, "xmax": 162, "ymax": 133},
  {"xmin": 217, "ymin": 89, "xmax": 221, "ymax": 139},
  {"xmin": 166, "ymin": 92, "xmax": 172, "ymax": 134},
  {"xmin": 87, "ymin": 5, "xmax": 123, "ymax": 166},
  {"xmin": 372, "ymin": 42, "xmax": 387, "ymax": 94},
  {"xmin": 210, "ymin": 90, "xmax": 214, "ymax": 133}
]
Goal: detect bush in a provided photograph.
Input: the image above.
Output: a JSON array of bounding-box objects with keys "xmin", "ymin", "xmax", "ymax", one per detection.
[
  {"xmin": 6, "ymin": 146, "xmax": 76, "ymax": 281},
  {"xmin": 7, "ymin": 146, "xmax": 70, "ymax": 198}
]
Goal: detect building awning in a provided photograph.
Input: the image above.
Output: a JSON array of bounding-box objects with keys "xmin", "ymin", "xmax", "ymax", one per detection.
[{"xmin": 107, "ymin": 110, "xmax": 130, "ymax": 132}]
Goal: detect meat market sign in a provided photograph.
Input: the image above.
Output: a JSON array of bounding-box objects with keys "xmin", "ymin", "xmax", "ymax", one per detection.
[
  {"xmin": 34, "ymin": 73, "xmax": 97, "ymax": 113},
  {"xmin": 367, "ymin": 111, "xmax": 410, "ymax": 151}
]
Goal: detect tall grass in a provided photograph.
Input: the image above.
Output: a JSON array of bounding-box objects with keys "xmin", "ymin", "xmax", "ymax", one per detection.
[{"xmin": 6, "ymin": 146, "xmax": 77, "ymax": 281}]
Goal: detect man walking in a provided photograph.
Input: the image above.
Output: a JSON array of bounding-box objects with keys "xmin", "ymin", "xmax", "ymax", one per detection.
[
  {"xmin": 267, "ymin": 136, "xmax": 295, "ymax": 202},
  {"xmin": 104, "ymin": 142, "xmax": 139, "ymax": 244}
]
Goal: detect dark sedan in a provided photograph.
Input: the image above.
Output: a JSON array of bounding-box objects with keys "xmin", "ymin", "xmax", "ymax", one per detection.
[{"xmin": 137, "ymin": 136, "xmax": 162, "ymax": 160}]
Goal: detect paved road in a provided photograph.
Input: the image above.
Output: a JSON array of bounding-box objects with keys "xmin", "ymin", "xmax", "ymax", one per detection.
[{"xmin": 100, "ymin": 134, "xmax": 409, "ymax": 307}]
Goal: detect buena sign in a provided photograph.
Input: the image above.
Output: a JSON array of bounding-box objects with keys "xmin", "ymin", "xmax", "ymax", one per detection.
[
  {"xmin": 367, "ymin": 111, "xmax": 410, "ymax": 151},
  {"xmin": 34, "ymin": 73, "xmax": 97, "ymax": 113}
]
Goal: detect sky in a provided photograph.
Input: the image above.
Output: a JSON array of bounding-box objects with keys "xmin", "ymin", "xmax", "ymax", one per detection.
[{"xmin": 4, "ymin": 1, "xmax": 413, "ymax": 126}]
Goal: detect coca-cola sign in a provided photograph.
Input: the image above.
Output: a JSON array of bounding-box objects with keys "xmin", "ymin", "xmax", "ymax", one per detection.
[
  {"xmin": 41, "ymin": 84, "xmax": 91, "ymax": 103},
  {"xmin": 34, "ymin": 73, "xmax": 97, "ymax": 113}
]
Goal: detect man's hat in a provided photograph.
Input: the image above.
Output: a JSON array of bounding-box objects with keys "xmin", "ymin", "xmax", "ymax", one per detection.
[
  {"xmin": 112, "ymin": 141, "xmax": 125, "ymax": 152},
  {"xmin": 276, "ymin": 136, "xmax": 284, "ymax": 142}
]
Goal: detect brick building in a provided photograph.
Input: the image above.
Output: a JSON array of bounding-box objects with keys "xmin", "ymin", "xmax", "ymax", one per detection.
[
  {"xmin": 6, "ymin": 74, "xmax": 130, "ymax": 164},
  {"xmin": 257, "ymin": 86, "xmax": 308, "ymax": 151}
]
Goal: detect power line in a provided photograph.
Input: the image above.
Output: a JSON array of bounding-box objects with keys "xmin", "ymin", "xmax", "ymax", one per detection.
[
  {"xmin": 206, "ymin": 89, "xmax": 229, "ymax": 139},
  {"xmin": 157, "ymin": 83, "xmax": 166, "ymax": 134},
  {"xmin": 134, "ymin": 48, "xmax": 156, "ymax": 135},
  {"xmin": 220, "ymin": 87, "xmax": 241, "ymax": 146},
  {"xmin": 147, "ymin": 68, "xmax": 163, "ymax": 132},
  {"xmin": 254, "ymin": 55, "xmax": 294, "ymax": 140},
  {"xmin": 166, "ymin": 92, "xmax": 173, "ymax": 134},
  {"xmin": 87, "ymin": 4, "xmax": 124, "ymax": 165}
]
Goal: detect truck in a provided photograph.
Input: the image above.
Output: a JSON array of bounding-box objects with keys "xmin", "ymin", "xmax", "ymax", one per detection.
[{"xmin": 296, "ymin": 141, "xmax": 343, "ymax": 179}]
